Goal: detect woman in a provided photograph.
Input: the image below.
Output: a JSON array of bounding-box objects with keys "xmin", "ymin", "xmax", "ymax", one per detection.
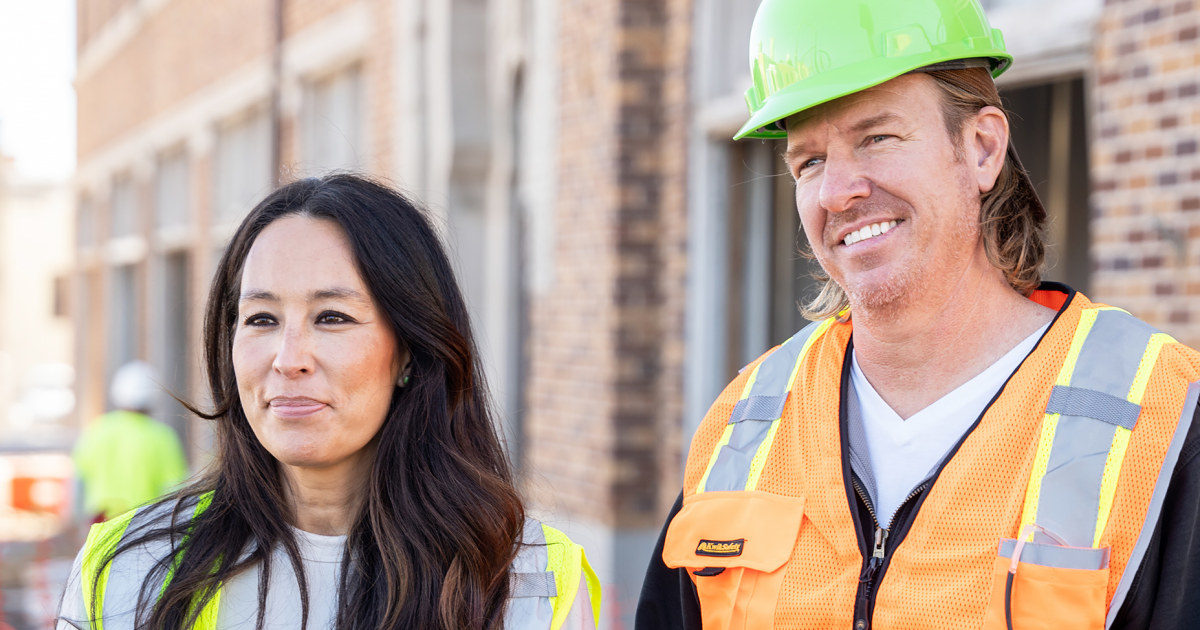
[{"xmin": 58, "ymin": 174, "xmax": 600, "ymax": 629}]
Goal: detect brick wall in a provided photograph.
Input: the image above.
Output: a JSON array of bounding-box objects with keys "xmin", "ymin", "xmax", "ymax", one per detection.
[
  {"xmin": 363, "ymin": 0, "xmax": 396, "ymax": 174},
  {"xmin": 77, "ymin": 0, "xmax": 274, "ymax": 161},
  {"xmin": 525, "ymin": 0, "xmax": 621, "ymax": 524},
  {"xmin": 655, "ymin": 0, "xmax": 691, "ymax": 515},
  {"xmin": 1091, "ymin": 0, "xmax": 1200, "ymax": 347},
  {"xmin": 525, "ymin": 0, "xmax": 691, "ymax": 528},
  {"xmin": 76, "ymin": 0, "xmax": 372, "ymax": 164}
]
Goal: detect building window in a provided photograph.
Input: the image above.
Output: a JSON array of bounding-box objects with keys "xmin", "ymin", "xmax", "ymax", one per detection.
[
  {"xmin": 152, "ymin": 250, "xmax": 192, "ymax": 444},
  {"xmin": 1003, "ymin": 76, "xmax": 1091, "ymax": 291},
  {"xmin": 724, "ymin": 141, "xmax": 820, "ymax": 373},
  {"xmin": 110, "ymin": 174, "xmax": 137, "ymax": 239},
  {"xmin": 214, "ymin": 107, "xmax": 272, "ymax": 225},
  {"xmin": 77, "ymin": 195, "xmax": 96, "ymax": 249},
  {"xmin": 53, "ymin": 275, "xmax": 69, "ymax": 318},
  {"xmin": 106, "ymin": 263, "xmax": 141, "ymax": 401},
  {"xmin": 155, "ymin": 148, "xmax": 190, "ymax": 231},
  {"xmin": 301, "ymin": 65, "xmax": 364, "ymax": 176}
]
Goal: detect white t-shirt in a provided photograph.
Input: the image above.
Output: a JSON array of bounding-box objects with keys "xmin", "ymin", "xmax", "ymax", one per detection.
[
  {"xmin": 850, "ymin": 324, "xmax": 1048, "ymax": 526},
  {"xmin": 217, "ymin": 527, "xmax": 344, "ymax": 628}
]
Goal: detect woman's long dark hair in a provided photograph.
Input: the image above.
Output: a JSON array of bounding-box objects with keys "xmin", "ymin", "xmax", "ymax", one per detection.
[{"xmin": 92, "ymin": 173, "xmax": 524, "ymax": 629}]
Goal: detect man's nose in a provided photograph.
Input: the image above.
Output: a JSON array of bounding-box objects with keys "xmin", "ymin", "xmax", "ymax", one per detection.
[
  {"xmin": 817, "ymin": 156, "xmax": 870, "ymax": 213},
  {"xmin": 272, "ymin": 324, "xmax": 314, "ymax": 376}
]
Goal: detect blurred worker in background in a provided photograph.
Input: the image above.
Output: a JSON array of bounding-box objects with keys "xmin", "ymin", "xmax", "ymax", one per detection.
[{"xmin": 72, "ymin": 360, "xmax": 188, "ymax": 522}]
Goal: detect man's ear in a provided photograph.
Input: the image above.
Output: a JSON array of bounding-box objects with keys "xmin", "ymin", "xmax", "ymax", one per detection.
[{"xmin": 969, "ymin": 105, "xmax": 1008, "ymax": 194}]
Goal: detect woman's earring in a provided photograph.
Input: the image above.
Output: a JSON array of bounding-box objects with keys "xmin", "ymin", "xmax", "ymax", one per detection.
[{"xmin": 398, "ymin": 374, "xmax": 410, "ymax": 387}]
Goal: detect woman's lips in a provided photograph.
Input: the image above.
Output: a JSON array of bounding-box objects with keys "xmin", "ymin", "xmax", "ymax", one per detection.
[{"xmin": 268, "ymin": 397, "xmax": 328, "ymax": 418}]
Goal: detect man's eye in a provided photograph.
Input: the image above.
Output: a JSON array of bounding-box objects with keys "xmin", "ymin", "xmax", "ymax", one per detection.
[
  {"xmin": 795, "ymin": 156, "xmax": 824, "ymax": 177},
  {"xmin": 870, "ymin": 134, "xmax": 892, "ymax": 144}
]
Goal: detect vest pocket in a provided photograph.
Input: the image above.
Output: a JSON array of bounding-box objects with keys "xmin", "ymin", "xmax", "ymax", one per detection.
[
  {"xmin": 662, "ymin": 491, "xmax": 804, "ymax": 630},
  {"xmin": 982, "ymin": 538, "xmax": 1109, "ymax": 630}
]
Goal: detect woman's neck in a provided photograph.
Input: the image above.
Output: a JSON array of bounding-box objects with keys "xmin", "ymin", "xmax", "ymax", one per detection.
[{"xmin": 280, "ymin": 448, "xmax": 374, "ymax": 535}]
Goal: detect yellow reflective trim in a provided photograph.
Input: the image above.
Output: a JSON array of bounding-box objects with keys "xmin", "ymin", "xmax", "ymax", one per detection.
[
  {"xmin": 798, "ymin": 318, "xmax": 836, "ymax": 365},
  {"xmin": 695, "ymin": 424, "xmax": 735, "ymax": 494},
  {"xmin": 1019, "ymin": 412, "xmax": 1061, "ymax": 534},
  {"xmin": 695, "ymin": 357, "xmax": 765, "ymax": 494},
  {"xmin": 743, "ymin": 318, "xmax": 835, "ymax": 491},
  {"xmin": 1055, "ymin": 308, "xmax": 1099, "ymax": 387},
  {"xmin": 1128, "ymin": 333, "xmax": 1175, "ymax": 405},
  {"xmin": 745, "ymin": 420, "xmax": 782, "ymax": 491},
  {"xmin": 738, "ymin": 360, "xmax": 764, "ymax": 402},
  {"xmin": 80, "ymin": 509, "xmax": 138, "ymax": 629},
  {"xmin": 581, "ymin": 549, "xmax": 602, "ymax": 627},
  {"xmin": 1021, "ymin": 308, "xmax": 1104, "ymax": 533},
  {"xmin": 1094, "ymin": 426, "xmax": 1132, "ymax": 547}
]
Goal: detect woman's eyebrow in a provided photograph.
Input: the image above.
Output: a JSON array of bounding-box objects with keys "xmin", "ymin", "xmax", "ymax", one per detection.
[
  {"xmin": 239, "ymin": 289, "xmax": 277, "ymax": 303},
  {"xmin": 311, "ymin": 287, "xmax": 369, "ymax": 302},
  {"xmin": 238, "ymin": 287, "xmax": 368, "ymax": 304}
]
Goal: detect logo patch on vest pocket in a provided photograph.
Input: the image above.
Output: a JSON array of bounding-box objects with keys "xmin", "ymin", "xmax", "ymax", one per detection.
[{"xmin": 696, "ymin": 538, "xmax": 745, "ymax": 557}]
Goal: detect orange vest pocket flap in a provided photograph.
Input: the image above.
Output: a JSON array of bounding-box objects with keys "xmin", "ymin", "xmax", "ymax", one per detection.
[{"xmin": 663, "ymin": 491, "xmax": 804, "ymax": 572}]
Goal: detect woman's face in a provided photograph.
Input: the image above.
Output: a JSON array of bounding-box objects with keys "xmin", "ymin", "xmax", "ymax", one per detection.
[{"xmin": 232, "ymin": 215, "xmax": 405, "ymax": 477}]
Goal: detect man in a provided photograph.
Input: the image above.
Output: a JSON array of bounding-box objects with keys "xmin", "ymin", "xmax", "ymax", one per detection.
[
  {"xmin": 637, "ymin": 0, "xmax": 1200, "ymax": 628},
  {"xmin": 73, "ymin": 361, "xmax": 188, "ymax": 521}
]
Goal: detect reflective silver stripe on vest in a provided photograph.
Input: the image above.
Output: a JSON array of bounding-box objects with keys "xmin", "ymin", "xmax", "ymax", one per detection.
[
  {"xmin": 511, "ymin": 571, "xmax": 557, "ymax": 598},
  {"xmin": 1036, "ymin": 309, "xmax": 1156, "ymax": 548},
  {"xmin": 1046, "ymin": 386, "xmax": 1140, "ymax": 430},
  {"xmin": 504, "ymin": 519, "xmax": 556, "ymax": 629},
  {"xmin": 998, "ymin": 539, "xmax": 1110, "ymax": 571},
  {"xmin": 703, "ymin": 320, "xmax": 823, "ymax": 493},
  {"xmin": 1107, "ymin": 381, "xmax": 1200, "ymax": 628}
]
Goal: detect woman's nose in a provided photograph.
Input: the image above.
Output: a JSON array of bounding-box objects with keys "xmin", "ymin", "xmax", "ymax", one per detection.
[{"xmin": 271, "ymin": 325, "xmax": 313, "ymax": 376}]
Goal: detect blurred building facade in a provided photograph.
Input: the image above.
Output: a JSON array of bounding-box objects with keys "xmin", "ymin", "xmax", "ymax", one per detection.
[
  {"xmin": 0, "ymin": 158, "xmax": 75, "ymax": 445},
  {"xmin": 71, "ymin": 0, "xmax": 1200, "ymax": 626}
]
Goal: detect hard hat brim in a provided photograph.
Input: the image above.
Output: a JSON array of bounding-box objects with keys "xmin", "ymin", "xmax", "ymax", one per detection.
[{"xmin": 734, "ymin": 50, "xmax": 1012, "ymax": 141}]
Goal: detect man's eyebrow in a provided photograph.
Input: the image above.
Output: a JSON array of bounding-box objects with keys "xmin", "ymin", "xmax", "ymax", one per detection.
[
  {"xmin": 784, "ymin": 112, "xmax": 904, "ymax": 164},
  {"xmin": 849, "ymin": 112, "xmax": 903, "ymax": 133}
]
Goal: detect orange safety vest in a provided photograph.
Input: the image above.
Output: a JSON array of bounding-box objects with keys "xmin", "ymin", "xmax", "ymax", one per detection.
[{"xmin": 663, "ymin": 287, "xmax": 1200, "ymax": 629}]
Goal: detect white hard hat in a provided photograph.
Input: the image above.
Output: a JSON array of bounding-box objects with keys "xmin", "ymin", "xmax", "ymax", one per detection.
[{"xmin": 109, "ymin": 361, "xmax": 160, "ymax": 411}]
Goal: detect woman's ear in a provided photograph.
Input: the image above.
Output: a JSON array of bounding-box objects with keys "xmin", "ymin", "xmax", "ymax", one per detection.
[
  {"xmin": 396, "ymin": 350, "xmax": 412, "ymax": 387},
  {"xmin": 969, "ymin": 105, "xmax": 1009, "ymax": 194}
]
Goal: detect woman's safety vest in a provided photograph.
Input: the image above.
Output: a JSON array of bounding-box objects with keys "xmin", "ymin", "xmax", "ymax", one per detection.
[
  {"xmin": 75, "ymin": 493, "xmax": 601, "ymax": 630},
  {"xmin": 663, "ymin": 288, "xmax": 1200, "ymax": 629}
]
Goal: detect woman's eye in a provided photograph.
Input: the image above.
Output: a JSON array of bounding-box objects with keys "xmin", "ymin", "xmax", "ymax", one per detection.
[
  {"xmin": 243, "ymin": 313, "xmax": 275, "ymax": 327},
  {"xmin": 317, "ymin": 311, "xmax": 353, "ymax": 325}
]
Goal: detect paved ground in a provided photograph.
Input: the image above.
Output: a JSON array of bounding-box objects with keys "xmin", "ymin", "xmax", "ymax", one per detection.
[{"xmin": 1, "ymin": 527, "xmax": 83, "ymax": 629}]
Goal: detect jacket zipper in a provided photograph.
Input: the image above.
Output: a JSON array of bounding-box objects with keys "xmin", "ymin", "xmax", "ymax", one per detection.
[{"xmin": 851, "ymin": 477, "xmax": 929, "ymax": 630}]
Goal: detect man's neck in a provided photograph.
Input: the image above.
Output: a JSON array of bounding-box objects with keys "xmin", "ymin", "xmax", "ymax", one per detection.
[{"xmin": 850, "ymin": 272, "xmax": 1055, "ymax": 420}]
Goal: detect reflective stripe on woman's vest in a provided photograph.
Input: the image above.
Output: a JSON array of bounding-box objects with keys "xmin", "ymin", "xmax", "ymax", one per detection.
[
  {"xmin": 507, "ymin": 518, "xmax": 604, "ymax": 629},
  {"xmin": 663, "ymin": 288, "xmax": 1200, "ymax": 629},
  {"xmin": 79, "ymin": 494, "xmax": 601, "ymax": 630}
]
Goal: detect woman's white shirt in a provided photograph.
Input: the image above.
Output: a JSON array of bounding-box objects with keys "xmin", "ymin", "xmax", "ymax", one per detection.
[{"xmin": 217, "ymin": 527, "xmax": 343, "ymax": 628}]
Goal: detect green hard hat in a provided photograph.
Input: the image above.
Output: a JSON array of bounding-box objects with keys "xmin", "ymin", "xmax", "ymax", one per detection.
[{"xmin": 735, "ymin": 0, "xmax": 1013, "ymax": 140}]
